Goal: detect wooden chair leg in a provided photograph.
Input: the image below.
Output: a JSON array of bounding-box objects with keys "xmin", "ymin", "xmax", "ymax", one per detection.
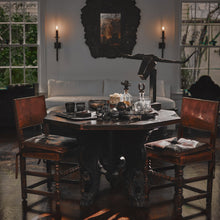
[
  {"xmin": 145, "ymin": 158, "xmax": 150, "ymax": 201},
  {"xmin": 20, "ymin": 155, "xmax": 28, "ymax": 219},
  {"xmin": 206, "ymin": 160, "xmax": 214, "ymax": 220},
  {"xmin": 46, "ymin": 160, "xmax": 52, "ymax": 191},
  {"xmin": 174, "ymin": 165, "xmax": 184, "ymax": 220},
  {"xmin": 54, "ymin": 162, "xmax": 61, "ymax": 220},
  {"xmin": 20, "ymin": 156, "xmax": 27, "ymax": 203},
  {"xmin": 22, "ymin": 200, "xmax": 27, "ymax": 220}
]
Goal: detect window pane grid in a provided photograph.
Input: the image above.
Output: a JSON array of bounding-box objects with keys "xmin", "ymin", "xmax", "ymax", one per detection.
[
  {"xmin": 180, "ymin": 1, "xmax": 220, "ymax": 89},
  {"xmin": 0, "ymin": 66, "xmax": 38, "ymax": 68},
  {"xmin": 0, "ymin": 0, "xmax": 38, "ymax": 86}
]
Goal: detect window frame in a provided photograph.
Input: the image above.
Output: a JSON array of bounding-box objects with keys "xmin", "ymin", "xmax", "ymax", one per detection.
[
  {"xmin": 0, "ymin": 0, "xmax": 39, "ymax": 86},
  {"xmin": 180, "ymin": 0, "xmax": 220, "ymax": 89}
]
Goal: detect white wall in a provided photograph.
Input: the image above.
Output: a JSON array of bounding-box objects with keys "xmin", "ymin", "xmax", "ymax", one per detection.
[{"xmin": 41, "ymin": 0, "xmax": 181, "ymax": 94}]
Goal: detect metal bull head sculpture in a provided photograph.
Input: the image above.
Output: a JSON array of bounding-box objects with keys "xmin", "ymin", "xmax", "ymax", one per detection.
[{"xmin": 122, "ymin": 51, "xmax": 198, "ymax": 103}]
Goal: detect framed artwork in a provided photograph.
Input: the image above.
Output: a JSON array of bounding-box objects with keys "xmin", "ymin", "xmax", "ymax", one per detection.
[
  {"xmin": 81, "ymin": 0, "xmax": 140, "ymax": 58},
  {"xmin": 100, "ymin": 13, "xmax": 121, "ymax": 46}
]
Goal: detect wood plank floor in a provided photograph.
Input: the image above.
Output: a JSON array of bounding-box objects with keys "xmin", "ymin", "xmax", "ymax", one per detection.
[{"xmin": 0, "ymin": 127, "xmax": 220, "ymax": 220}]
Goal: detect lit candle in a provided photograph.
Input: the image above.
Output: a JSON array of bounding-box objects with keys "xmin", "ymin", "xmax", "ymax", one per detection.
[
  {"xmin": 162, "ymin": 26, "xmax": 165, "ymax": 39},
  {"xmin": 162, "ymin": 26, "xmax": 165, "ymax": 40},
  {"xmin": 56, "ymin": 26, "xmax": 59, "ymax": 38}
]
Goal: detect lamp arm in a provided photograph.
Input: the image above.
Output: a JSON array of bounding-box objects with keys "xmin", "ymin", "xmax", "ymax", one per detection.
[
  {"xmin": 155, "ymin": 50, "xmax": 199, "ymax": 64},
  {"xmin": 121, "ymin": 50, "xmax": 199, "ymax": 80},
  {"xmin": 122, "ymin": 50, "xmax": 199, "ymax": 64}
]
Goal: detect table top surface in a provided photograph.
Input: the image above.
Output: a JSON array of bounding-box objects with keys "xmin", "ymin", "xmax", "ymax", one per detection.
[{"xmin": 44, "ymin": 109, "xmax": 180, "ymax": 131}]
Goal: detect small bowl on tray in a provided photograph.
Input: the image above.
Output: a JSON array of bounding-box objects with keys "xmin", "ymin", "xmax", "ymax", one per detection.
[
  {"xmin": 75, "ymin": 110, "xmax": 91, "ymax": 118},
  {"xmin": 88, "ymin": 100, "xmax": 108, "ymax": 111}
]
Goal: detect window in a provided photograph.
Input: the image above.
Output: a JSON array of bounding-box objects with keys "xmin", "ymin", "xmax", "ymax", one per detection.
[
  {"xmin": 180, "ymin": 1, "xmax": 220, "ymax": 89},
  {"xmin": 0, "ymin": 0, "xmax": 38, "ymax": 88}
]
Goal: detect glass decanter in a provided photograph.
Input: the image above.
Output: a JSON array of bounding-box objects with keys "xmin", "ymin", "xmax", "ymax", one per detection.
[
  {"xmin": 120, "ymin": 80, "xmax": 132, "ymax": 107},
  {"xmin": 134, "ymin": 83, "xmax": 151, "ymax": 113}
]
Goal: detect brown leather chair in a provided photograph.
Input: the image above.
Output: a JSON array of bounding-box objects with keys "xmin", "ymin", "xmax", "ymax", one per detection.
[
  {"xmin": 145, "ymin": 97, "xmax": 219, "ymax": 220},
  {"xmin": 14, "ymin": 95, "xmax": 79, "ymax": 220}
]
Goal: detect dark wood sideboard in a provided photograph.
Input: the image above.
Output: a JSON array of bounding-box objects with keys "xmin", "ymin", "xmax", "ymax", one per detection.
[{"xmin": 0, "ymin": 84, "xmax": 38, "ymax": 128}]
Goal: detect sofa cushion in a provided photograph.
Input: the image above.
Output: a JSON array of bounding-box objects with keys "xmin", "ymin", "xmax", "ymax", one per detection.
[
  {"xmin": 157, "ymin": 80, "xmax": 166, "ymax": 97},
  {"xmin": 48, "ymin": 79, "xmax": 103, "ymax": 97},
  {"xmin": 156, "ymin": 96, "xmax": 176, "ymax": 110}
]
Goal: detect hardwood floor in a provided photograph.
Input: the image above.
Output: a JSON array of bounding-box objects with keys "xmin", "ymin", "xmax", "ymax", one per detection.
[{"xmin": 0, "ymin": 127, "xmax": 220, "ymax": 220}]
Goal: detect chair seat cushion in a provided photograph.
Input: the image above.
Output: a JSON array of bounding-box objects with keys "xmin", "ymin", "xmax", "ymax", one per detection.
[
  {"xmin": 145, "ymin": 137, "xmax": 209, "ymax": 155},
  {"xmin": 23, "ymin": 134, "xmax": 78, "ymax": 154}
]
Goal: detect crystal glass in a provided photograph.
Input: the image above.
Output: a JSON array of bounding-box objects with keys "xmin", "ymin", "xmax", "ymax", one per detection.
[{"xmin": 134, "ymin": 92, "xmax": 151, "ymax": 113}]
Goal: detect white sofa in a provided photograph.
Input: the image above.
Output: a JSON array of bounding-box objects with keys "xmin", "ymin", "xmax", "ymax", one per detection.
[{"xmin": 46, "ymin": 79, "xmax": 176, "ymax": 111}]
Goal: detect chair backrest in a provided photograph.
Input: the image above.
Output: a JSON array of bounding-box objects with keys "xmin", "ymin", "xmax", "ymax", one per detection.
[
  {"xmin": 179, "ymin": 97, "xmax": 219, "ymax": 146},
  {"xmin": 14, "ymin": 95, "xmax": 47, "ymax": 130}
]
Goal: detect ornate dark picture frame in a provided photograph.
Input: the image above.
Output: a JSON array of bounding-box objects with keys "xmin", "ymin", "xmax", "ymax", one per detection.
[{"xmin": 81, "ymin": 0, "xmax": 140, "ymax": 58}]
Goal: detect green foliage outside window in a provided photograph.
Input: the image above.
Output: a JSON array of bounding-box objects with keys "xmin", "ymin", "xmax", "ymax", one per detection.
[
  {"xmin": 0, "ymin": 69, "xmax": 10, "ymax": 87},
  {"xmin": 11, "ymin": 24, "xmax": 23, "ymax": 44},
  {"xmin": 26, "ymin": 24, "xmax": 37, "ymax": 44},
  {"xmin": 12, "ymin": 69, "xmax": 24, "ymax": 84},
  {"xmin": 0, "ymin": 1, "xmax": 38, "ymax": 88},
  {"xmin": 0, "ymin": 5, "xmax": 9, "ymax": 22},
  {"xmin": 0, "ymin": 24, "xmax": 9, "ymax": 43},
  {"xmin": 0, "ymin": 48, "xmax": 9, "ymax": 66},
  {"xmin": 26, "ymin": 69, "xmax": 38, "ymax": 84},
  {"xmin": 26, "ymin": 47, "xmax": 37, "ymax": 66},
  {"xmin": 11, "ymin": 47, "xmax": 24, "ymax": 66}
]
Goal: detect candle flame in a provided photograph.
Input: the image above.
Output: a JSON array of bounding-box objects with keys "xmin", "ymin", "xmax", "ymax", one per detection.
[
  {"xmin": 56, "ymin": 26, "xmax": 58, "ymax": 30},
  {"xmin": 162, "ymin": 26, "xmax": 165, "ymax": 31}
]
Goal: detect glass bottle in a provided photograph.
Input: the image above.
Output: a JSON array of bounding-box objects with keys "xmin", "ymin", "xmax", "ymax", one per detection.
[
  {"xmin": 134, "ymin": 91, "xmax": 145, "ymax": 113},
  {"xmin": 134, "ymin": 83, "xmax": 151, "ymax": 113},
  {"xmin": 121, "ymin": 89, "xmax": 132, "ymax": 107},
  {"xmin": 121, "ymin": 80, "xmax": 132, "ymax": 107}
]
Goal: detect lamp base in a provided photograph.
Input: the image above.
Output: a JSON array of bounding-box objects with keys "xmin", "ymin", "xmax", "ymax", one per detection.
[{"xmin": 151, "ymin": 102, "xmax": 161, "ymax": 111}]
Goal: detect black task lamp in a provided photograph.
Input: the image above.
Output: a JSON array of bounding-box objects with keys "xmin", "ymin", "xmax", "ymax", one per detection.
[{"xmin": 122, "ymin": 50, "xmax": 199, "ymax": 105}]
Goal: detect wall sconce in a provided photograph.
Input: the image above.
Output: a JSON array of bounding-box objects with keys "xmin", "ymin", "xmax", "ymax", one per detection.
[
  {"xmin": 159, "ymin": 26, "xmax": 165, "ymax": 58},
  {"xmin": 54, "ymin": 26, "xmax": 61, "ymax": 61}
]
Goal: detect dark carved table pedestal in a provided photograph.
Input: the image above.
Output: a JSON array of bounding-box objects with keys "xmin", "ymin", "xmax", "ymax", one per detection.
[{"xmin": 78, "ymin": 130, "xmax": 147, "ymax": 207}]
